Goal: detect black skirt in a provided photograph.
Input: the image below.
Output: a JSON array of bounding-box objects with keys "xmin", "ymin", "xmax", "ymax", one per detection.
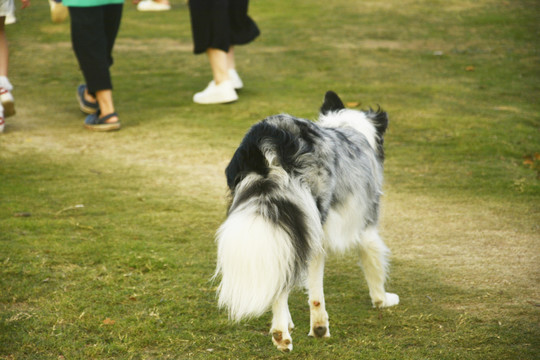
[{"xmin": 189, "ymin": 0, "xmax": 260, "ymax": 54}]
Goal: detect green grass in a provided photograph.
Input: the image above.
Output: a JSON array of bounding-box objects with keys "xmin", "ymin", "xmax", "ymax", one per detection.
[{"xmin": 1, "ymin": 0, "xmax": 539, "ymax": 359}]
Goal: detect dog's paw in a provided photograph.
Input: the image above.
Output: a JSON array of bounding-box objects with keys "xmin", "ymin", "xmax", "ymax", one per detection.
[
  {"xmin": 271, "ymin": 330, "xmax": 293, "ymax": 352},
  {"xmin": 308, "ymin": 324, "xmax": 331, "ymax": 338},
  {"xmin": 382, "ymin": 292, "xmax": 399, "ymax": 307},
  {"xmin": 372, "ymin": 292, "xmax": 399, "ymax": 308},
  {"xmin": 308, "ymin": 302, "xmax": 330, "ymax": 338}
]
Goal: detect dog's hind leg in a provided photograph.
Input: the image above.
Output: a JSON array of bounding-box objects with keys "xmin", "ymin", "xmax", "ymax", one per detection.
[
  {"xmin": 307, "ymin": 252, "xmax": 330, "ymax": 338},
  {"xmin": 270, "ymin": 291, "xmax": 294, "ymax": 352},
  {"xmin": 359, "ymin": 226, "xmax": 399, "ymax": 308}
]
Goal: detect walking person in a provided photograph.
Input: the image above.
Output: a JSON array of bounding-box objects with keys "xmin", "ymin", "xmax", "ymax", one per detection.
[
  {"xmin": 0, "ymin": 0, "xmax": 30, "ymax": 133},
  {"xmin": 64, "ymin": 0, "xmax": 123, "ymax": 131},
  {"xmin": 188, "ymin": 0, "xmax": 260, "ymax": 104}
]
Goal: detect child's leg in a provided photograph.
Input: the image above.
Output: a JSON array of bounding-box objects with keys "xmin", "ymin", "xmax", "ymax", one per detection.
[
  {"xmin": 0, "ymin": 19, "xmax": 14, "ymax": 117},
  {"xmin": 0, "ymin": 19, "xmax": 8, "ymax": 79}
]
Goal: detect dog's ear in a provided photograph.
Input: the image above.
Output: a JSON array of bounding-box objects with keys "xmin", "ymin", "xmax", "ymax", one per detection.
[{"xmin": 320, "ymin": 91, "xmax": 345, "ymax": 115}]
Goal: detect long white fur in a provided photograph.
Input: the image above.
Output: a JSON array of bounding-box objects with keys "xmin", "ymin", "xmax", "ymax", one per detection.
[
  {"xmin": 215, "ymin": 210, "xmax": 296, "ymax": 321},
  {"xmin": 318, "ymin": 109, "xmax": 379, "ymax": 150},
  {"xmin": 215, "ymin": 165, "xmax": 323, "ymax": 322}
]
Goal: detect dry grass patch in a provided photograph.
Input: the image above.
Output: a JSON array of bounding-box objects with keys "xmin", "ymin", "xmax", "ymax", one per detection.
[{"xmin": 382, "ymin": 192, "xmax": 539, "ymax": 297}]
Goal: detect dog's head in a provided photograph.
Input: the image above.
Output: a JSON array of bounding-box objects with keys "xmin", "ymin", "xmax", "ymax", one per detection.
[{"xmin": 320, "ymin": 91, "xmax": 388, "ymax": 160}]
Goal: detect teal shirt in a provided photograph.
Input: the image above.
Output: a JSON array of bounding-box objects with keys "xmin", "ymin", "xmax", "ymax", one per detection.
[{"xmin": 62, "ymin": 0, "xmax": 124, "ymax": 6}]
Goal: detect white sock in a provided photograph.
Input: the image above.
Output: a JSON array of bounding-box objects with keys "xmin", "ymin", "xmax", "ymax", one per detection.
[{"xmin": 0, "ymin": 76, "xmax": 13, "ymax": 91}]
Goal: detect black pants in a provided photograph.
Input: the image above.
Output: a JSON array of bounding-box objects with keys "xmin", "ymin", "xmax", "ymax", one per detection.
[
  {"xmin": 189, "ymin": 0, "xmax": 260, "ymax": 54},
  {"xmin": 68, "ymin": 4, "xmax": 123, "ymax": 95}
]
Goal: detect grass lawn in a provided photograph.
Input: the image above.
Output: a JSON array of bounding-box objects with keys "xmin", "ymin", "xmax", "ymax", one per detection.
[{"xmin": 1, "ymin": 0, "xmax": 539, "ymax": 359}]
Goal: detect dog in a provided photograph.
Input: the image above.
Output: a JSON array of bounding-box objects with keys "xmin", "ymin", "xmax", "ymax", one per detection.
[{"xmin": 214, "ymin": 91, "xmax": 399, "ymax": 352}]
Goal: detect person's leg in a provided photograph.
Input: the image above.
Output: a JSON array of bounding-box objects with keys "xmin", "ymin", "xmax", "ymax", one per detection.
[
  {"xmin": 94, "ymin": 89, "xmax": 117, "ymax": 123},
  {"xmin": 69, "ymin": 5, "xmax": 122, "ymax": 93},
  {"xmin": 207, "ymin": 48, "xmax": 230, "ymax": 84},
  {"xmin": 0, "ymin": 19, "xmax": 7, "ymax": 79},
  {"xmin": 0, "ymin": 18, "xmax": 15, "ymax": 117},
  {"xmin": 96, "ymin": 4, "xmax": 122, "ymax": 123},
  {"xmin": 189, "ymin": 0, "xmax": 237, "ymax": 104},
  {"xmin": 69, "ymin": 5, "xmax": 122, "ymax": 124},
  {"xmin": 226, "ymin": 46, "xmax": 235, "ymax": 71},
  {"xmin": 69, "ymin": 6, "xmax": 112, "ymax": 93},
  {"xmin": 0, "ymin": 20, "xmax": 4, "ymax": 130},
  {"xmin": 193, "ymin": 47, "xmax": 237, "ymax": 104},
  {"xmin": 102, "ymin": 4, "xmax": 123, "ymax": 65}
]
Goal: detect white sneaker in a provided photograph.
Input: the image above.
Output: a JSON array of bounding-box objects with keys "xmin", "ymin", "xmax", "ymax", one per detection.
[
  {"xmin": 0, "ymin": 88, "xmax": 15, "ymax": 117},
  {"xmin": 193, "ymin": 80, "xmax": 238, "ymax": 104},
  {"xmin": 137, "ymin": 0, "xmax": 171, "ymax": 11},
  {"xmin": 5, "ymin": 12, "xmax": 16, "ymax": 25},
  {"xmin": 228, "ymin": 69, "xmax": 243, "ymax": 90}
]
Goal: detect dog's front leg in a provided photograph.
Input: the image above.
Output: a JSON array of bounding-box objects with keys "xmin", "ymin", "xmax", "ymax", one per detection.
[
  {"xmin": 270, "ymin": 291, "xmax": 294, "ymax": 352},
  {"xmin": 307, "ymin": 252, "xmax": 330, "ymax": 338}
]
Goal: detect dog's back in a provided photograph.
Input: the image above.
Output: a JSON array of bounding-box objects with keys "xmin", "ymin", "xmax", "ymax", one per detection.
[{"xmin": 216, "ymin": 91, "xmax": 391, "ymax": 322}]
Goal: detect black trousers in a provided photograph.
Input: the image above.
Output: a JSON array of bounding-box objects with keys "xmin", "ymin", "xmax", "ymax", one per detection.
[
  {"xmin": 68, "ymin": 4, "xmax": 123, "ymax": 95},
  {"xmin": 189, "ymin": 0, "xmax": 260, "ymax": 54}
]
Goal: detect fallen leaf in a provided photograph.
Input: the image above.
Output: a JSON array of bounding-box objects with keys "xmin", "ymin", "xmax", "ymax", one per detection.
[
  {"xmin": 346, "ymin": 102, "xmax": 361, "ymax": 108},
  {"xmin": 465, "ymin": 65, "xmax": 475, "ymax": 71},
  {"xmin": 103, "ymin": 318, "xmax": 116, "ymax": 325},
  {"xmin": 14, "ymin": 212, "xmax": 31, "ymax": 217}
]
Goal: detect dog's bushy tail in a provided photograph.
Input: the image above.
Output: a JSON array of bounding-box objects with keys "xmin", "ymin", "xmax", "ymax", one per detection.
[{"xmin": 215, "ymin": 120, "xmax": 322, "ymax": 322}]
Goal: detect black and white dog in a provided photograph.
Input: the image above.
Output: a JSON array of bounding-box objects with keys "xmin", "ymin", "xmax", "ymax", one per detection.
[{"xmin": 214, "ymin": 91, "xmax": 399, "ymax": 352}]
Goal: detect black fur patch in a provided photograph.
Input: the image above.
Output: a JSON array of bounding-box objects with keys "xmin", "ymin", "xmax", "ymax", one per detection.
[
  {"xmin": 228, "ymin": 178, "xmax": 278, "ymax": 214},
  {"xmin": 271, "ymin": 198, "xmax": 311, "ymax": 279},
  {"xmin": 225, "ymin": 124, "xmax": 274, "ymax": 190}
]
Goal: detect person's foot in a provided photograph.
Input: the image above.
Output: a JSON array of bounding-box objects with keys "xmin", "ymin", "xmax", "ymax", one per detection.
[
  {"xmin": 0, "ymin": 88, "xmax": 15, "ymax": 117},
  {"xmin": 137, "ymin": 0, "xmax": 171, "ymax": 11},
  {"xmin": 84, "ymin": 111, "xmax": 121, "ymax": 132},
  {"xmin": 5, "ymin": 12, "xmax": 16, "ymax": 25},
  {"xmin": 77, "ymin": 85, "xmax": 99, "ymax": 114},
  {"xmin": 0, "ymin": 106, "xmax": 5, "ymax": 133},
  {"xmin": 193, "ymin": 80, "xmax": 238, "ymax": 105},
  {"xmin": 228, "ymin": 69, "xmax": 243, "ymax": 90}
]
